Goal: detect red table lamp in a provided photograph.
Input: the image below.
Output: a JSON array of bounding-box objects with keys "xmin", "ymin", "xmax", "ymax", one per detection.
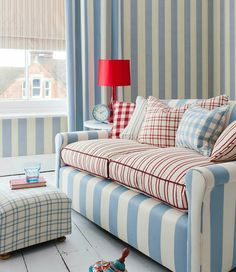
[{"xmin": 98, "ymin": 59, "xmax": 131, "ymax": 122}]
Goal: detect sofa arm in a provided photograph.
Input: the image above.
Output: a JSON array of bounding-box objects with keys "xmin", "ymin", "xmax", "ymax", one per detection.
[
  {"xmin": 186, "ymin": 162, "xmax": 236, "ymax": 272},
  {"xmin": 55, "ymin": 130, "xmax": 110, "ymax": 187}
]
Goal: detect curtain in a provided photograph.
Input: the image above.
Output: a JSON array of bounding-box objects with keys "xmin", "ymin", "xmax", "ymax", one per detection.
[
  {"xmin": 0, "ymin": 0, "xmax": 65, "ymax": 50},
  {"xmin": 65, "ymin": 0, "xmax": 123, "ymax": 131}
]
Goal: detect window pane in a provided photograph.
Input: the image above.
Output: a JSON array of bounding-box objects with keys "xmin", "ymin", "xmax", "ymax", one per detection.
[
  {"xmin": 33, "ymin": 79, "xmax": 40, "ymax": 87},
  {"xmin": 32, "ymin": 88, "xmax": 41, "ymax": 97},
  {"xmin": 0, "ymin": 49, "xmax": 67, "ymax": 100}
]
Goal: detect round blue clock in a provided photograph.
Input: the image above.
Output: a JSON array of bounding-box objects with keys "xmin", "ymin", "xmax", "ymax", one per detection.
[{"xmin": 92, "ymin": 104, "xmax": 110, "ymax": 122}]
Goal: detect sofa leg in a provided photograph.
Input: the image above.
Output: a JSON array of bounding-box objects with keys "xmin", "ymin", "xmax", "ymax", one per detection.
[
  {"xmin": 57, "ymin": 236, "xmax": 66, "ymax": 242},
  {"xmin": 0, "ymin": 253, "xmax": 11, "ymax": 260}
]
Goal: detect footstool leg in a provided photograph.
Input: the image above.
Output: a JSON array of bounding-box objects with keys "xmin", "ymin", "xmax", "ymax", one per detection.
[
  {"xmin": 57, "ymin": 236, "xmax": 66, "ymax": 242},
  {"xmin": 0, "ymin": 253, "xmax": 11, "ymax": 260}
]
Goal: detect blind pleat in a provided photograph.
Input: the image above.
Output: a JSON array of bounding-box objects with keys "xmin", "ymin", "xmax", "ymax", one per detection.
[{"xmin": 0, "ymin": 0, "xmax": 65, "ymax": 50}]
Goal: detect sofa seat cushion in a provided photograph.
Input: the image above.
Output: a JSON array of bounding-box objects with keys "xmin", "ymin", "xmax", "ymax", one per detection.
[
  {"xmin": 61, "ymin": 139, "xmax": 156, "ymax": 178},
  {"xmin": 109, "ymin": 147, "xmax": 213, "ymax": 210}
]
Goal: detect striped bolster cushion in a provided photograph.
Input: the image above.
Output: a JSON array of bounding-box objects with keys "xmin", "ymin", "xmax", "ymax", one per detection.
[
  {"xmin": 211, "ymin": 120, "xmax": 236, "ymax": 162},
  {"xmin": 120, "ymin": 96, "xmax": 147, "ymax": 140}
]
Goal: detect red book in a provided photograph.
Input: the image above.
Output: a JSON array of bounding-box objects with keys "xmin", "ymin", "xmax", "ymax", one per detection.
[{"xmin": 10, "ymin": 177, "xmax": 47, "ymax": 190}]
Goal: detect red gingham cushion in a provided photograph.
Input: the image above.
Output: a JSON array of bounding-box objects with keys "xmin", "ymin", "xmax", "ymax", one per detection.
[
  {"xmin": 138, "ymin": 95, "xmax": 229, "ymax": 147},
  {"xmin": 111, "ymin": 101, "xmax": 136, "ymax": 139},
  {"xmin": 211, "ymin": 120, "xmax": 236, "ymax": 162},
  {"xmin": 109, "ymin": 147, "xmax": 213, "ymax": 210}
]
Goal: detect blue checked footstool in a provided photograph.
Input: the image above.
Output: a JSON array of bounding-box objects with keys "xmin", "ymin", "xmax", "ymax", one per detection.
[{"xmin": 0, "ymin": 180, "xmax": 71, "ymax": 260}]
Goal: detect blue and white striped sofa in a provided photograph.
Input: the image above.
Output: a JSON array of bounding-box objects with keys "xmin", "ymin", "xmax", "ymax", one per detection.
[{"xmin": 55, "ymin": 99, "xmax": 236, "ymax": 272}]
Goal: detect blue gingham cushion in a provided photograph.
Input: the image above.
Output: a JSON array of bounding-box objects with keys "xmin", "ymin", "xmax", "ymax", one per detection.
[{"xmin": 176, "ymin": 105, "xmax": 229, "ymax": 156}]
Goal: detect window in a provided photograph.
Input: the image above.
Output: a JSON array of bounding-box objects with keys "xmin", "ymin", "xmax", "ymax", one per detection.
[
  {"xmin": 44, "ymin": 80, "xmax": 51, "ymax": 98},
  {"xmin": 32, "ymin": 78, "xmax": 41, "ymax": 98},
  {"xmin": 0, "ymin": 0, "xmax": 66, "ymax": 114}
]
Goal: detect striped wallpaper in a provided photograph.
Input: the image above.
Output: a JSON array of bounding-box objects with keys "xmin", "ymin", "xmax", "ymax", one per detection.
[
  {"xmin": 77, "ymin": 0, "xmax": 236, "ymax": 119},
  {"xmin": 121, "ymin": 0, "xmax": 236, "ymax": 101},
  {"xmin": 0, "ymin": 116, "xmax": 67, "ymax": 158}
]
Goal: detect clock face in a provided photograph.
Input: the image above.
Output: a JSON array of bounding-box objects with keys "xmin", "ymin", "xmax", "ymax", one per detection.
[{"xmin": 92, "ymin": 104, "xmax": 110, "ymax": 122}]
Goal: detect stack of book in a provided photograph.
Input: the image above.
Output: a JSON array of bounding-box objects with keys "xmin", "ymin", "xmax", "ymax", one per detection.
[{"xmin": 10, "ymin": 177, "xmax": 47, "ymax": 190}]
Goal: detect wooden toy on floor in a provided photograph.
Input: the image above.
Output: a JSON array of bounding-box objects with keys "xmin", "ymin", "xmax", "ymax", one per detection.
[{"xmin": 89, "ymin": 248, "xmax": 129, "ymax": 272}]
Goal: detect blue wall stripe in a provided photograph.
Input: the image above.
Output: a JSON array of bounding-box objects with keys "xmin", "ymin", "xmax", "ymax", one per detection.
[
  {"xmin": 2, "ymin": 119, "xmax": 12, "ymax": 157},
  {"xmin": 130, "ymin": 0, "xmax": 138, "ymax": 102},
  {"xmin": 171, "ymin": 0, "xmax": 178, "ymax": 99},
  {"xmin": 220, "ymin": 0, "xmax": 225, "ymax": 95},
  {"xmin": 36, "ymin": 118, "xmax": 44, "ymax": 154},
  {"xmin": 127, "ymin": 194, "xmax": 147, "ymax": 248},
  {"xmin": 184, "ymin": 0, "xmax": 191, "ymax": 99},
  {"xmin": 148, "ymin": 203, "xmax": 170, "ymax": 263},
  {"xmin": 210, "ymin": 185, "xmax": 224, "ymax": 272},
  {"xmin": 94, "ymin": 0, "xmax": 101, "ymax": 105},
  {"xmin": 52, "ymin": 117, "xmax": 61, "ymax": 153},
  {"xmin": 230, "ymin": 0, "xmax": 235, "ymax": 100},
  {"xmin": 158, "ymin": 0, "xmax": 165, "ymax": 99},
  {"xmin": 174, "ymin": 214, "xmax": 188, "ymax": 272},
  {"xmin": 18, "ymin": 119, "xmax": 27, "ymax": 156},
  {"xmin": 93, "ymin": 180, "xmax": 109, "ymax": 226},
  {"xmin": 79, "ymin": 174, "xmax": 92, "ymax": 216},
  {"xmin": 109, "ymin": 186, "xmax": 128, "ymax": 236},
  {"xmin": 145, "ymin": 0, "xmax": 152, "ymax": 97},
  {"xmin": 196, "ymin": 0, "xmax": 202, "ymax": 98},
  {"xmin": 208, "ymin": 0, "xmax": 214, "ymax": 98},
  {"xmin": 112, "ymin": 0, "xmax": 119, "ymax": 59}
]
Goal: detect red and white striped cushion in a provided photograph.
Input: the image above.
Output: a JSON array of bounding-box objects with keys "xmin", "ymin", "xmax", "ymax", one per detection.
[
  {"xmin": 61, "ymin": 139, "xmax": 156, "ymax": 178},
  {"xmin": 138, "ymin": 95, "xmax": 229, "ymax": 147},
  {"xmin": 109, "ymin": 147, "xmax": 213, "ymax": 210},
  {"xmin": 110, "ymin": 101, "xmax": 136, "ymax": 139},
  {"xmin": 211, "ymin": 120, "xmax": 236, "ymax": 162}
]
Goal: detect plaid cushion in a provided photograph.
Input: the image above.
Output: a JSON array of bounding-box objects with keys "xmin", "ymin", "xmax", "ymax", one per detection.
[
  {"xmin": 138, "ymin": 97, "xmax": 189, "ymax": 147},
  {"xmin": 110, "ymin": 101, "xmax": 136, "ymax": 139},
  {"xmin": 109, "ymin": 147, "xmax": 212, "ymax": 210},
  {"xmin": 0, "ymin": 182, "xmax": 71, "ymax": 254},
  {"xmin": 176, "ymin": 105, "xmax": 229, "ymax": 156},
  {"xmin": 61, "ymin": 139, "xmax": 157, "ymax": 178},
  {"xmin": 211, "ymin": 120, "xmax": 236, "ymax": 162},
  {"xmin": 138, "ymin": 95, "xmax": 229, "ymax": 147}
]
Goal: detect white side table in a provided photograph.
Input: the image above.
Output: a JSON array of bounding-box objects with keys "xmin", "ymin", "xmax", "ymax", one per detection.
[{"xmin": 84, "ymin": 120, "xmax": 113, "ymax": 131}]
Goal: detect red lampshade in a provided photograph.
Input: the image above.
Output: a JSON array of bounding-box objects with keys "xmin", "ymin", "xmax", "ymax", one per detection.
[{"xmin": 98, "ymin": 59, "xmax": 131, "ymax": 87}]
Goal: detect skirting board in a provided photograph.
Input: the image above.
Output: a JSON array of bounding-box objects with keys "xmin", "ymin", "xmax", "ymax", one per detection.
[{"xmin": 0, "ymin": 154, "xmax": 55, "ymax": 176}]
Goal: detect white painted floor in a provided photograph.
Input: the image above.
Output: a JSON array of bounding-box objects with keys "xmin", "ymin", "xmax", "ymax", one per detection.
[{"xmin": 1, "ymin": 173, "xmax": 236, "ymax": 272}]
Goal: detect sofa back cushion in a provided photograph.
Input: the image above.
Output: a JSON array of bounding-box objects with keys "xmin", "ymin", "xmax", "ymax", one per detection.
[
  {"xmin": 138, "ymin": 95, "xmax": 229, "ymax": 148},
  {"xmin": 110, "ymin": 101, "xmax": 136, "ymax": 139},
  {"xmin": 176, "ymin": 105, "xmax": 229, "ymax": 156}
]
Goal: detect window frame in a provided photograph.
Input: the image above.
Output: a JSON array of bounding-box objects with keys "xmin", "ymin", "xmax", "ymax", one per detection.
[
  {"xmin": 31, "ymin": 77, "xmax": 42, "ymax": 99},
  {"xmin": 44, "ymin": 79, "xmax": 51, "ymax": 98}
]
